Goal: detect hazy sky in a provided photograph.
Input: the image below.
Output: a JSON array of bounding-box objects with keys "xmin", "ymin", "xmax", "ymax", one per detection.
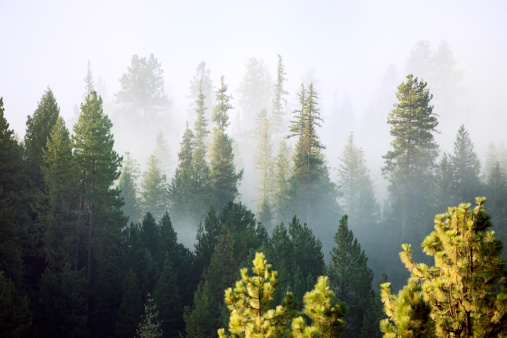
[{"xmin": 1, "ymin": 0, "xmax": 506, "ymax": 144}]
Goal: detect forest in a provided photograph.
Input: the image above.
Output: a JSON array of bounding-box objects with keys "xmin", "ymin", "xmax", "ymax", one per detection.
[{"xmin": 2, "ymin": 42, "xmax": 507, "ymax": 337}]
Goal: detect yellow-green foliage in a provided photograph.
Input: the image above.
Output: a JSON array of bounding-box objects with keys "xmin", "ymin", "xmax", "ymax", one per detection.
[
  {"xmin": 291, "ymin": 276, "xmax": 346, "ymax": 338},
  {"xmin": 218, "ymin": 252, "xmax": 346, "ymax": 338},
  {"xmin": 218, "ymin": 252, "xmax": 295, "ymax": 337},
  {"xmin": 381, "ymin": 197, "xmax": 507, "ymax": 337}
]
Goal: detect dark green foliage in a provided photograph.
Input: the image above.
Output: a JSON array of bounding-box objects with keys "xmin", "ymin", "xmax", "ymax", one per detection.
[
  {"xmin": 115, "ymin": 268, "xmax": 143, "ymax": 337},
  {"xmin": 119, "ymin": 152, "xmax": 142, "ymax": 224},
  {"xmin": 183, "ymin": 281, "xmax": 221, "ymax": 338},
  {"xmin": 486, "ymin": 162, "xmax": 507, "ymax": 244},
  {"xmin": 0, "ymin": 98, "xmax": 27, "ymax": 285},
  {"xmin": 327, "ymin": 215, "xmax": 375, "ymax": 337},
  {"xmin": 24, "ymin": 88, "xmax": 60, "ymax": 192},
  {"xmin": 194, "ymin": 206, "xmax": 221, "ymax": 279},
  {"xmin": 36, "ymin": 264, "xmax": 87, "ymax": 337},
  {"xmin": 141, "ymin": 155, "xmax": 168, "ymax": 221},
  {"xmin": 153, "ymin": 256, "xmax": 182, "ymax": 337},
  {"xmin": 266, "ymin": 216, "xmax": 325, "ymax": 305},
  {"xmin": 0, "ymin": 271, "xmax": 32, "ymax": 337}
]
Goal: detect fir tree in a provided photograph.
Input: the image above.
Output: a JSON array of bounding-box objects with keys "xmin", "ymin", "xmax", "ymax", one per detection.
[
  {"xmin": 141, "ymin": 155, "xmax": 168, "ymax": 221},
  {"xmin": 327, "ymin": 215, "xmax": 375, "ymax": 337},
  {"xmin": 169, "ymin": 121, "xmax": 195, "ymax": 223},
  {"xmin": 209, "ymin": 76, "xmax": 243, "ymax": 211},
  {"xmin": 254, "ymin": 117, "xmax": 275, "ymax": 228},
  {"xmin": 271, "ymin": 54, "xmax": 289, "ymax": 138},
  {"xmin": 83, "ymin": 60, "xmax": 95, "ymax": 97},
  {"xmin": 188, "ymin": 61, "xmax": 214, "ymax": 121},
  {"xmin": 0, "ymin": 271, "xmax": 32, "ymax": 337},
  {"xmin": 338, "ymin": 133, "xmax": 379, "ymax": 240},
  {"xmin": 272, "ymin": 140, "xmax": 292, "ymax": 223},
  {"xmin": 190, "ymin": 83, "xmax": 212, "ymax": 219},
  {"xmin": 183, "ymin": 281, "xmax": 221, "ymax": 338},
  {"xmin": 118, "ymin": 152, "xmax": 142, "ymax": 224},
  {"xmin": 450, "ymin": 124, "xmax": 482, "ymax": 204}
]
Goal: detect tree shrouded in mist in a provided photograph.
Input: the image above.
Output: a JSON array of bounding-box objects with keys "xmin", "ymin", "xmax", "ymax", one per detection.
[
  {"xmin": 209, "ymin": 76, "xmax": 243, "ymax": 211},
  {"xmin": 383, "ymin": 74, "xmax": 438, "ymax": 241},
  {"xmin": 115, "ymin": 54, "xmax": 171, "ymax": 126},
  {"xmin": 271, "ymin": 54, "xmax": 289, "ymax": 138}
]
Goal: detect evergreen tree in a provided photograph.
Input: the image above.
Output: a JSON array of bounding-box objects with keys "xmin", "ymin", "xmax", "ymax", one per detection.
[
  {"xmin": 190, "ymin": 83, "xmax": 212, "ymax": 219},
  {"xmin": 209, "ymin": 76, "xmax": 243, "ymax": 211},
  {"xmin": 218, "ymin": 252, "xmax": 296, "ymax": 337},
  {"xmin": 169, "ymin": 122, "xmax": 195, "ymax": 223},
  {"xmin": 141, "ymin": 155, "xmax": 168, "ymax": 221},
  {"xmin": 0, "ymin": 97, "xmax": 29, "ymax": 285},
  {"xmin": 254, "ymin": 117, "xmax": 275, "ymax": 228},
  {"xmin": 237, "ymin": 57, "xmax": 272, "ymax": 133},
  {"xmin": 115, "ymin": 54, "xmax": 171, "ymax": 126},
  {"xmin": 486, "ymin": 162, "xmax": 507, "ymax": 244},
  {"xmin": 118, "ymin": 152, "xmax": 142, "ymax": 224},
  {"xmin": 115, "ymin": 268, "xmax": 143, "ymax": 337},
  {"xmin": 286, "ymin": 83, "xmax": 338, "ymax": 243},
  {"xmin": 327, "ymin": 215, "xmax": 375, "ymax": 337},
  {"xmin": 271, "ymin": 54, "xmax": 289, "ymax": 138},
  {"xmin": 291, "ymin": 276, "xmax": 347, "ymax": 338},
  {"xmin": 41, "ymin": 117, "xmax": 81, "ymax": 270},
  {"xmin": 450, "ymin": 124, "xmax": 482, "ymax": 204},
  {"xmin": 183, "ymin": 281, "xmax": 221, "ymax": 338},
  {"xmin": 188, "ymin": 61, "xmax": 214, "ymax": 121},
  {"xmin": 194, "ymin": 206, "xmax": 222, "ymax": 279},
  {"xmin": 338, "ymin": 133, "xmax": 379, "ymax": 240},
  {"xmin": 137, "ymin": 294, "xmax": 163, "ymax": 338},
  {"xmin": 83, "ymin": 60, "xmax": 95, "ymax": 97},
  {"xmin": 382, "ymin": 198, "xmax": 507, "ymax": 336},
  {"xmin": 272, "ymin": 140, "xmax": 292, "ymax": 223},
  {"xmin": 73, "ymin": 90, "xmax": 123, "ymax": 325},
  {"xmin": 0, "ymin": 271, "xmax": 32, "ymax": 337},
  {"xmin": 383, "ymin": 74, "xmax": 438, "ymax": 241},
  {"xmin": 152, "ymin": 131, "xmax": 172, "ymax": 177},
  {"xmin": 24, "ymin": 87, "xmax": 61, "ymax": 192}
]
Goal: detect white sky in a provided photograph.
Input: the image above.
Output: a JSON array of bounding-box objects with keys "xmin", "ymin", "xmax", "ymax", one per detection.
[{"xmin": 1, "ymin": 0, "xmax": 506, "ymax": 142}]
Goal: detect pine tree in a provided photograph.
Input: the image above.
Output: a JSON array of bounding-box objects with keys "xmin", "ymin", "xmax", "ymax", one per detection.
[
  {"xmin": 25, "ymin": 87, "xmax": 61, "ymax": 192},
  {"xmin": 254, "ymin": 117, "xmax": 275, "ymax": 228},
  {"xmin": 152, "ymin": 131, "xmax": 172, "ymax": 177},
  {"xmin": 194, "ymin": 206, "xmax": 222, "ymax": 279},
  {"xmin": 72, "ymin": 90, "xmax": 123, "ymax": 323},
  {"xmin": 383, "ymin": 74, "xmax": 438, "ymax": 241},
  {"xmin": 115, "ymin": 54, "xmax": 170, "ymax": 125},
  {"xmin": 291, "ymin": 276, "xmax": 347, "ymax": 338},
  {"xmin": 338, "ymin": 133, "xmax": 379, "ymax": 240},
  {"xmin": 115, "ymin": 268, "xmax": 143, "ymax": 337},
  {"xmin": 218, "ymin": 252, "xmax": 296, "ymax": 337},
  {"xmin": 327, "ymin": 215, "xmax": 375, "ymax": 337},
  {"xmin": 137, "ymin": 294, "xmax": 163, "ymax": 338},
  {"xmin": 141, "ymin": 155, "xmax": 168, "ymax": 221},
  {"xmin": 382, "ymin": 198, "xmax": 507, "ymax": 336},
  {"xmin": 271, "ymin": 54, "xmax": 288, "ymax": 138},
  {"xmin": 209, "ymin": 76, "xmax": 243, "ymax": 211},
  {"xmin": 486, "ymin": 162, "xmax": 507, "ymax": 243},
  {"xmin": 118, "ymin": 152, "xmax": 142, "ymax": 224}
]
